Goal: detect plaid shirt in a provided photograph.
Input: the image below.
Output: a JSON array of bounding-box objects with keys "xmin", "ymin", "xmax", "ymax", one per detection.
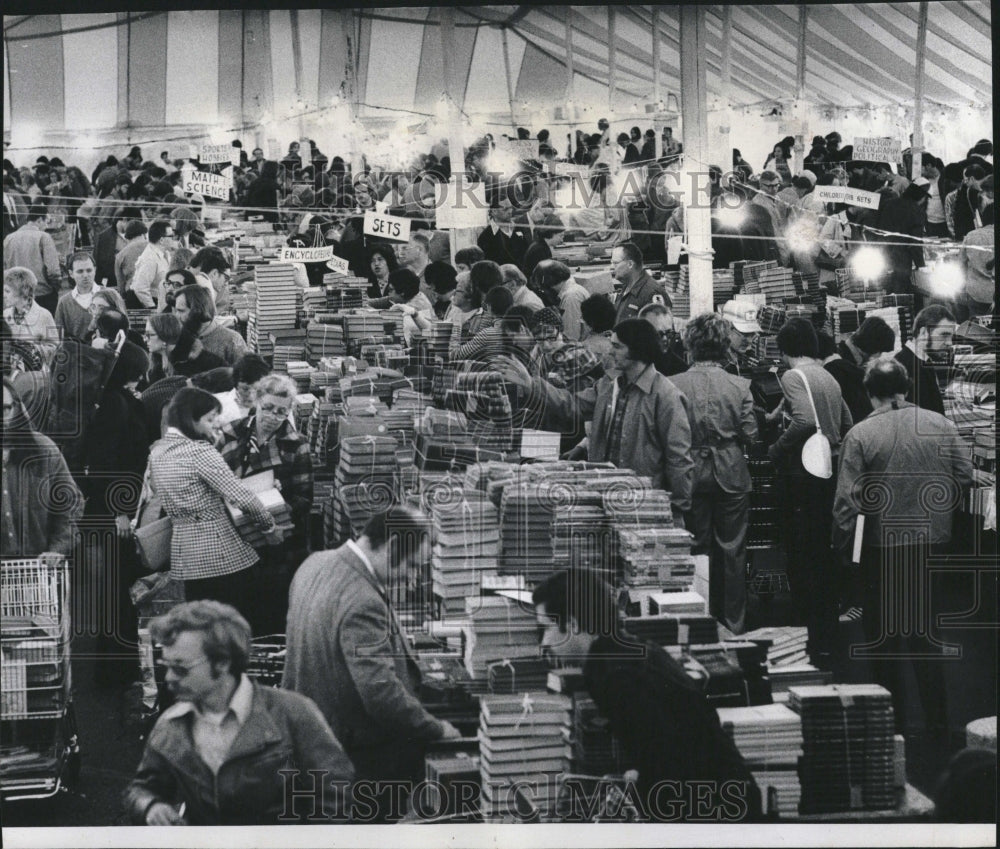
[
  {"xmin": 217, "ymin": 416, "xmax": 314, "ymax": 534},
  {"xmin": 147, "ymin": 431, "xmax": 275, "ymax": 581}
]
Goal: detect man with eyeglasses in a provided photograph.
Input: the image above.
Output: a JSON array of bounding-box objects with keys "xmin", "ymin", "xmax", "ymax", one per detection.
[
  {"xmin": 610, "ymin": 241, "xmax": 670, "ymax": 326},
  {"xmin": 750, "ymin": 171, "xmax": 789, "ymax": 265},
  {"xmin": 126, "ymin": 600, "xmax": 354, "ymax": 825}
]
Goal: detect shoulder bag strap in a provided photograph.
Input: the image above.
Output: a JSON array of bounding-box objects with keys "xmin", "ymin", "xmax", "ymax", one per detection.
[{"xmin": 791, "ymin": 368, "xmax": 823, "ymax": 435}]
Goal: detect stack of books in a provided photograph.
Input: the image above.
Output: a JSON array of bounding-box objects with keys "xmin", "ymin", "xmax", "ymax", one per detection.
[
  {"xmin": 331, "ymin": 435, "xmax": 399, "ymax": 543},
  {"xmin": 285, "ymin": 361, "xmax": 315, "ymax": 394},
  {"xmin": 757, "ymin": 267, "xmax": 798, "ymax": 304},
  {"xmin": 463, "ymin": 595, "xmax": 538, "ymax": 679},
  {"xmin": 227, "ymin": 472, "xmax": 294, "ymax": 546},
  {"xmin": 716, "ymin": 703, "xmax": 803, "ymax": 817},
  {"xmin": 324, "ymin": 282, "xmax": 365, "ymax": 311},
  {"xmin": 498, "ymin": 483, "xmax": 557, "ymax": 584},
  {"xmin": 788, "ymin": 684, "xmax": 896, "ymax": 814},
  {"xmin": 292, "ymin": 393, "xmax": 317, "ymax": 432},
  {"xmin": 488, "ymin": 658, "xmax": 550, "ymax": 695},
  {"xmin": 306, "ymin": 320, "xmax": 347, "ymax": 359},
  {"xmin": 479, "ymin": 693, "xmax": 573, "ymax": 819},
  {"xmin": 251, "ymin": 264, "xmax": 298, "ymax": 358},
  {"xmin": 430, "ymin": 492, "xmax": 501, "ymax": 617},
  {"xmin": 616, "ymin": 527, "xmax": 696, "ymax": 589}
]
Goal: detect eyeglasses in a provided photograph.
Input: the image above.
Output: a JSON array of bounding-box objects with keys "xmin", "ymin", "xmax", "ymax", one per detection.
[
  {"xmin": 259, "ymin": 403, "xmax": 290, "ymax": 417},
  {"xmin": 155, "ymin": 658, "xmax": 210, "ymax": 677}
]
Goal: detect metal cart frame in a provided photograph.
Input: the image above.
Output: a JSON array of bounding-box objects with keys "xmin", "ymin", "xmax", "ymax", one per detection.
[{"xmin": 1, "ymin": 557, "xmax": 79, "ymax": 801}]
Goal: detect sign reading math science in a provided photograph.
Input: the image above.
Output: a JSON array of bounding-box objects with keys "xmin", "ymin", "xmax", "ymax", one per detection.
[
  {"xmin": 814, "ymin": 185, "xmax": 883, "ymax": 210},
  {"xmin": 279, "ymin": 244, "xmax": 336, "ymax": 263},
  {"xmin": 183, "ymin": 170, "xmax": 232, "ymax": 201},
  {"xmin": 853, "ymin": 136, "xmax": 901, "ymax": 164},
  {"xmin": 363, "ymin": 210, "xmax": 411, "ymax": 243},
  {"xmin": 200, "ymin": 143, "xmax": 236, "ymax": 165}
]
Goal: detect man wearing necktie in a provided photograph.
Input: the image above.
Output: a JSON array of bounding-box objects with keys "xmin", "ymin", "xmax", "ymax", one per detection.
[{"xmin": 283, "ymin": 506, "xmax": 460, "ymax": 822}]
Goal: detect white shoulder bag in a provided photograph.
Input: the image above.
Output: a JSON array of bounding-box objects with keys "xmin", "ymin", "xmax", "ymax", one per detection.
[{"xmin": 791, "ymin": 368, "xmax": 833, "ymax": 479}]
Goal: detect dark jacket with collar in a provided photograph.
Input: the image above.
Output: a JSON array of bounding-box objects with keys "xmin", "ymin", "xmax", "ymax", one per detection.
[
  {"xmin": 614, "ymin": 269, "xmax": 670, "ymax": 325},
  {"xmin": 476, "ymin": 224, "xmax": 530, "ymax": 268},
  {"xmin": 894, "ymin": 343, "xmax": 946, "ymax": 417},
  {"xmin": 584, "ymin": 636, "xmax": 761, "ymax": 821},
  {"xmin": 824, "ymin": 341, "xmax": 873, "ymax": 424},
  {"xmin": 282, "ymin": 545, "xmax": 444, "ymax": 779},
  {"xmin": 125, "ymin": 679, "xmax": 354, "ymax": 824}
]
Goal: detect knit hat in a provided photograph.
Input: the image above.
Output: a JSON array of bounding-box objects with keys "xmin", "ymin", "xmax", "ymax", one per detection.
[{"xmin": 529, "ymin": 307, "xmax": 563, "ymax": 335}]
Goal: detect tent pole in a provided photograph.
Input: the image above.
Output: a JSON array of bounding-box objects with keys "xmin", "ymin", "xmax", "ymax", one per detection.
[
  {"xmin": 289, "ymin": 10, "xmax": 305, "ymax": 140},
  {"xmin": 911, "ymin": 1, "xmax": 928, "ymax": 180},
  {"xmin": 680, "ymin": 5, "xmax": 713, "ymax": 318},
  {"xmin": 793, "ymin": 5, "xmax": 809, "ymax": 175},
  {"xmin": 501, "ymin": 26, "xmax": 517, "ymax": 131},
  {"xmin": 440, "ymin": 7, "xmax": 471, "ymax": 262},
  {"xmin": 607, "ymin": 7, "xmax": 617, "ymax": 120},
  {"xmin": 340, "ymin": 9, "xmax": 364, "ymax": 179},
  {"xmin": 565, "ymin": 7, "xmax": 575, "ymax": 160},
  {"xmin": 652, "ymin": 7, "xmax": 662, "ymax": 160},
  {"xmin": 718, "ymin": 6, "xmax": 733, "ymax": 177}
]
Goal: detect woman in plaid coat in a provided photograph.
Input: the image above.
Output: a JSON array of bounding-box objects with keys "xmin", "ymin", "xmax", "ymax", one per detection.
[{"xmin": 147, "ymin": 388, "xmax": 281, "ymax": 627}]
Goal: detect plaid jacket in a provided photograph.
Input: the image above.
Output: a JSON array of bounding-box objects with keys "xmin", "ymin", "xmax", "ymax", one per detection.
[
  {"xmin": 217, "ymin": 416, "xmax": 314, "ymax": 535},
  {"xmin": 147, "ymin": 432, "xmax": 275, "ymax": 581}
]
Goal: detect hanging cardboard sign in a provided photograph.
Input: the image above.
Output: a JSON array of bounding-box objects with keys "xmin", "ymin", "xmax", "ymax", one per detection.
[
  {"xmin": 183, "ymin": 170, "xmax": 231, "ymax": 201},
  {"xmin": 363, "ymin": 210, "xmax": 411, "ymax": 242},
  {"xmin": 814, "ymin": 185, "xmax": 882, "ymax": 210},
  {"xmin": 279, "ymin": 245, "xmax": 336, "ymax": 263},
  {"xmin": 434, "ymin": 178, "xmax": 488, "ymax": 230},
  {"xmin": 267, "ymin": 139, "xmax": 281, "ymax": 160},
  {"xmin": 853, "ymin": 137, "xmax": 901, "ymax": 164},
  {"xmin": 325, "ymin": 254, "xmax": 351, "ymax": 275},
  {"xmin": 200, "ymin": 143, "xmax": 235, "ymax": 165}
]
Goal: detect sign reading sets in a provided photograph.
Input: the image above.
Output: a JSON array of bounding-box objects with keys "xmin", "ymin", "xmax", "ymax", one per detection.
[
  {"xmin": 183, "ymin": 171, "xmax": 231, "ymax": 201},
  {"xmin": 813, "ymin": 185, "xmax": 882, "ymax": 210},
  {"xmin": 853, "ymin": 137, "xmax": 901, "ymax": 165},
  {"xmin": 363, "ymin": 211, "xmax": 411, "ymax": 242},
  {"xmin": 279, "ymin": 245, "xmax": 337, "ymax": 263}
]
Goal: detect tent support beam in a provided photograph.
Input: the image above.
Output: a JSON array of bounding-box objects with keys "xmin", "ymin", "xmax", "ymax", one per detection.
[
  {"xmin": 717, "ymin": 5, "xmax": 733, "ymax": 175},
  {"xmin": 607, "ymin": 6, "xmax": 616, "ymax": 117},
  {"xmin": 680, "ymin": 5, "xmax": 713, "ymax": 318},
  {"xmin": 501, "ymin": 25, "xmax": 517, "ymax": 130},
  {"xmin": 652, "ymin": 6, "xmax": 662, "ymax": 159},
  {"xmin": 289, "ymin": 10, "xmax": 305, "ymax": 139},
  {"xmin": 440, "ymin": 7, "xmax": 473, "ymax": 261},
  {"xmin": 911, "ymin": 1, "xmax": 928, "ymax": 180}
]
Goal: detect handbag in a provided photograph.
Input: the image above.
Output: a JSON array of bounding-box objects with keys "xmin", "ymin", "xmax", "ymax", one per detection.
[
  {"xmin": 792, "ymin": 368, "xmax": 833, "ymax": 479},
  {"xmin": 133, "ymin": 467, "xmax": 172, "ymax": 572}
]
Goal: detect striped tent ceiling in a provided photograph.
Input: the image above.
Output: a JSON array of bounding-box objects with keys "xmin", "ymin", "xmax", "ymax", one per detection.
[{"xmin": 3, "ymin": 4, "xmax": 992, "ymax": 136}]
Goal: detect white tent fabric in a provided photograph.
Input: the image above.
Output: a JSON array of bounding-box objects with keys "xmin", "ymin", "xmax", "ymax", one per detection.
[{"xmin": 3, "ymin": 5, "xmax": 992, "ymax": 168}]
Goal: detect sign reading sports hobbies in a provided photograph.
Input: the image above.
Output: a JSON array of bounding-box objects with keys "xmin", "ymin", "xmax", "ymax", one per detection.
[
  {"xmin": 813, "ymin": 185, "xmax": 883, "ymax": 210},
  {"xmin": 279, "ymin": 245, "xmax": 337, "ymax": 263},
  {"xmin": 434, "ymin": 178, "xmax": 488, "ymax": 230},
  {"xmin": 853, "ymin": 137, "xmax": 902, "ymax": 164},
  {"xmin": 363, "ymin": 211, "xmax": 411, "ymax": 242},
  {"xmin": 183, "ymin": 170, "xmax": 232, "ymax": 201},
  {"xmin": 200, "ymin": 143, "xmax": 240, "ymax": 165}
]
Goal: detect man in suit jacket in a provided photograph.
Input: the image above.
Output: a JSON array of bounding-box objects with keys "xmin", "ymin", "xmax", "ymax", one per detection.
[
  {"xmin": 283, "ymin": 506, "xmax": 460, "ymax": 822},
  {"xmin": 93, "ymin": 209, "xmax": 130, "ymax": 288},
  {"xmin": 611, "ymin": 241, "xmax": 670, "ymax": 325}
]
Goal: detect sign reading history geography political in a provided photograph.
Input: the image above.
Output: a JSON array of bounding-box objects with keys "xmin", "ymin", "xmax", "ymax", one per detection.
[
  {"xmin": 813, "ymin": 185, "xmax": 882, "ymax": 210},
  {"xmin": 183, "ymin": 170, "xmax": 232, "ymax": 201},
  {"xmin": 853, "ymin": 137, "xmax": 901, "ymax": 164},
  {"xmin": 364, "ymin": 210, "xmax": 412, "ymax": 242}
]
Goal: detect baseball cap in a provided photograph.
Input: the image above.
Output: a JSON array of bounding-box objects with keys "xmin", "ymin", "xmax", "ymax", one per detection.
[{"xmin": 720, "ymin": 299, "xmax": 761, "ymax": 334}]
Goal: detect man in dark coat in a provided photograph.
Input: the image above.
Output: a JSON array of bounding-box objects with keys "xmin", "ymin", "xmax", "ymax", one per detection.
[
  {"xmin": 823, "ymin": 316, "xmax": 896, "ymax": 424},
  {"xmin": 875, "ymin": 179, "xmax": 929, "ymax": 294},
  {"xmin": 533, "ymin": 569, "xmax": 761, "ymax": 822},
  {"xmin": 894, "ymin": 304, "xmax": 955, "ymax": 417}
]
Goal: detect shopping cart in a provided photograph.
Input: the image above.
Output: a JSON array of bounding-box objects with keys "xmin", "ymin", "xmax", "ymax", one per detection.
[{"xmin": 1, "ymin": 557, "xmax": 80, "ymax": 801}]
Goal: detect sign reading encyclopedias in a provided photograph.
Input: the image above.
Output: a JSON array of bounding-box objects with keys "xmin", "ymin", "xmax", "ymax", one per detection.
[
  {"xmin": 813, "ymin": 186, "xmax": 882, "ymax": 210},
  {"xmin": 279, "ymin": 245, "xmax": 336, "ymax": 263},
  {"xmin": 853, "ymin": 136, "xmax": 901, "ymax": 164},
  {"xmin": 363, "ymin": 211, "xmax": 411, "ymax": 242},
  {"xmin": 183, "ymin": 170, "xmax": 231, "ymax": 201}
]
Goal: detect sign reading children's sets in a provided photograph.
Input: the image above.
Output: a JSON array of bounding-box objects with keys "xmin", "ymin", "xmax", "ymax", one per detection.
[
  {"xmin": 813, "ymin": 186, "xmax": 882, "ymax": 210},
  {"xmin": 363, "ymin": 211, "xmax": 411, "ymax": 242},
  {"xmin": 183, "ymin": 170, "xmax": 232, "ymax": 201}
]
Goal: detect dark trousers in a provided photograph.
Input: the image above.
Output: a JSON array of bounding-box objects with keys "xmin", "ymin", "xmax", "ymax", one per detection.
[
  {"xmin": 184, "ymin": 567, "xmax": 260, "ymax": 632},
  {"xmin": 857, "ymin": 543, "xmax": 950, "ymax": 733},
  {"xmin": 688, "ymin": 486, "xmax": 750, "ymax": 635},
  {"xmin": 924, "ymin": 222, "xmax": 950, "ymax": 238},
  {"xmin": 348, "ymin": 741, "xmax": 427, "ymax": 823},
  {"xmin": 781, "ymin": 471, "xmax": 838, "ymax": 662}
]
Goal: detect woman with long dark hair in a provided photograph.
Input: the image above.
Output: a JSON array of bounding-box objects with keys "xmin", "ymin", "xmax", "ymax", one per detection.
[{"xmin": 146, "ymin": 387, "xmax": 281, "ymax": 628}]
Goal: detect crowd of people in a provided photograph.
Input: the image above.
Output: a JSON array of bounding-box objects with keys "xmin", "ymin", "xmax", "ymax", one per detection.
[{"xmin": 0, "ymin": 123, "xmax": 994, "ymax": 826}]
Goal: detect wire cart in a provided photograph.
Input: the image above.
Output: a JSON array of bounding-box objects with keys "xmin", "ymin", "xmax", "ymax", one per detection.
[{"xmin": 1, "ymin": 557, "xmax": 79, "ymax": 801}]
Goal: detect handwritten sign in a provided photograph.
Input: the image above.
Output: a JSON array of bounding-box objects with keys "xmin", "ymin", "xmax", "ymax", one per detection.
[
  {"xmin": 325, "ymin": 254, "xmax": 351, "ymax": 275},
  {"xmin": 363, "ymin": 211, "xmax": 411, "ymax": 242},
  {"xmin": 279, "ymin": 245, "xmax": 336, "ymax": 263},
  {"xmin": 200, "ymin": 144, "xmax": 235, "ymax": 165},
  {"xmin": 267, "ymin": 139, "xmax": 281, "ymax": 160},
  {"xmin": 814, "ymin": 185, "xmax": 883, "ymax": 210},
  {"xmin": 853, "ymin": 137, "xmax": 901, "ymax": 165},
  {"xmin": 434, "ymin": 178, "xmax": 488, "ymax": 230},
  {"xmin": 183, "ymin": 170, "xmax": 231, "ymax": 201}
]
